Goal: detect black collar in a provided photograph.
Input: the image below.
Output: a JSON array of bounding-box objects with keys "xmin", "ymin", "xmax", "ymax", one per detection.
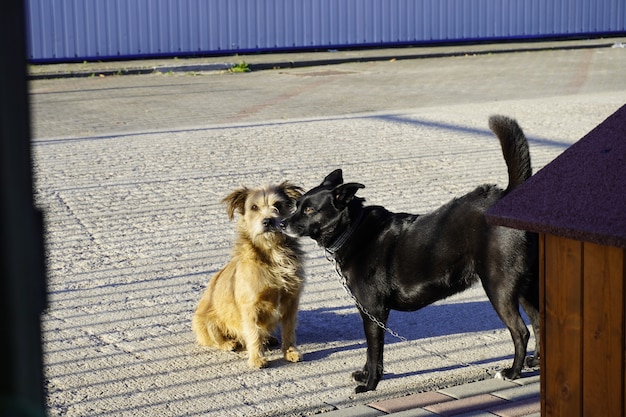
[{"xmin": 325, "ymin": 211, "xmax": 364, "ymax": 255}]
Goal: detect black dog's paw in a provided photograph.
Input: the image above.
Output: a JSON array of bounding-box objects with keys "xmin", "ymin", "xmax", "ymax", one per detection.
[
  {"xmin": 352, "ymin": 370, "xmax": 368, "ymax": 383},
  {"xmin": 355, "ymin": 385, "xmax": 371, "ymax": 394},
  {"xmin": 495, "ymin": 367, "xmax": 519, "ymax": 380},
  {"xmin": 353, "ymin": 370, "xmax": 379, "ymax": 393},
  {"xmin": 525, "ymin": 355, "xmax": 540, "ymax": 368}
]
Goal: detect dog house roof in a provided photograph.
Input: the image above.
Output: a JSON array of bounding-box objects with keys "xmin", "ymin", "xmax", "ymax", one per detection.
[{"xmin": 486, "ymin": 104, "xmax": 626, "ymax": 249}]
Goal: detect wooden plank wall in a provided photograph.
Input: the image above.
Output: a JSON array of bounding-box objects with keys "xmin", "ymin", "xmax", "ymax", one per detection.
[{"xmin": 541, "ymin": 233, "xmax": 626, "ymax": 417}]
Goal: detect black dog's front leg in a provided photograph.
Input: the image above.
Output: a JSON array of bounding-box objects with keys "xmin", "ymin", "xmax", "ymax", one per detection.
[{"xmin": 353, "ymin": 312, "xmax": 387, "ymax": 393}]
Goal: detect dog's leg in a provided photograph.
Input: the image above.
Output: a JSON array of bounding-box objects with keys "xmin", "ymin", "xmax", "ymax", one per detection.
[
  {"xmin": 520, "ymin": 296, "xmax": 540, "ymax": 368},
  {"xmin": 496, "ymin": 319, "xmax": 530, "ymax": 380},
  {"xmin": 519, "ymin": 260, "xmax": 540, "ymax": 368},
  {"xmin": 241, "ymin": 307, "xmax": 268, "ymax": 369},
  {"xmin": 353, "ymin": 311, "xmax": 388, "ymax": 393},
  {"xmin": 280, "ymin": 289, "xmax": 302, "ymax": 363},
  {"xmin": 488, "ymin": 294, "xmax": 530, "ymax": 380}
]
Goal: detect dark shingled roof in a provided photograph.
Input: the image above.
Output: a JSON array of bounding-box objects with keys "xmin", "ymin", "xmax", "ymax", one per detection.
[{"xmin": 486, "ymin": 104, "xmax": 626, "ymax": 249}]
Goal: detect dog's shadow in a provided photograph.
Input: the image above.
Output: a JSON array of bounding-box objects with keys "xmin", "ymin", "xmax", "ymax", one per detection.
[{"xmin": 296, "ymin": 301, "xmax": 514, "ymax": 361}]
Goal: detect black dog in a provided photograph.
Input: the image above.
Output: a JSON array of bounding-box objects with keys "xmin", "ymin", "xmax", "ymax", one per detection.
[{"xmin": 284, "ymin": 115, "xmax": 539, "ymax": 393}]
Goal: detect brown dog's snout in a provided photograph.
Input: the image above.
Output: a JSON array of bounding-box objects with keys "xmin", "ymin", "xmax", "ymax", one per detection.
[{"xmin": 262, "ymin": 218, "xmax": 274, "ymax": 228}]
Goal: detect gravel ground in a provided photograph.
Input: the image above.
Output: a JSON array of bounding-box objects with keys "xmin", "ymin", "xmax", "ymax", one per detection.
[{"xmin": 29, "ymin": 39, "xmax": 626, "ymax": 416}]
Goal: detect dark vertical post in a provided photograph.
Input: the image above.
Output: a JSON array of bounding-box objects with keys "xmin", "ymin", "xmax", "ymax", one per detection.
[{"xmin": 0, "ymin": 0, "xmax": 48, "ymax": 416}]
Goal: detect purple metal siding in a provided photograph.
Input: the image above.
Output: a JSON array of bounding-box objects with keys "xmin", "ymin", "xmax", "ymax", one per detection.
[{"xmin": 26, "ymin": 0, "xmax": 626, "ymax": 62}]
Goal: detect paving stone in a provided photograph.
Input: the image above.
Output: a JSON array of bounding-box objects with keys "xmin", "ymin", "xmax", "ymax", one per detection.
[
  {"xmin": 369, "ymin": 391, "xmax": 454, "ymax": 413},
  {"xmin": 385, "ymin": 407, "xmax": 440, "ymax": 416},
  {"xmin": 512, "ymin": 374, "xmax": 541, "ymax": 386},
  {"xmin": 453, "ymin": 411, "xmax": 497, "ymax": 417},
  {"xmin": 488, "ymin": 396, "xmax": 541, "ymax": 417},
  {"xmin": 310, "ymin": 405, "xmax": 383, "ymax": 417},
  {"xmin": 492, "ymin": 382, "xmax": 540, "ymax": 402},
  {"xmin": 424, "ymin": 394, "xmax": 508, "ymax": 416},
  {"xmin": 438, "ymin": 379, "xmax": 517, "ymax": 399}
]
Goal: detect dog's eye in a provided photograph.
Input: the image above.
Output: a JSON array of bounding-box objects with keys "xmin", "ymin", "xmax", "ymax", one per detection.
[
  {"xmin": 304, "ymin": 207, "xmax": 315, "ymax": 215},
  {"xmin": 273, "ymin": 202, "xmax": 283, "ymax": 212},
  {"xmin": 251, "ymin": 204, "xmax": 259, "ymax": 211}
]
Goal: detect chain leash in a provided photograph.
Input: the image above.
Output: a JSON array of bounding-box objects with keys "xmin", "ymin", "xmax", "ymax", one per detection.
[
  {"xmin": 325, "ymin": 250, "xmax": 482, "ymax": 373},
  {"xmin": 325, "ymin": 250, "xmax": 407, "ymax": 342}
]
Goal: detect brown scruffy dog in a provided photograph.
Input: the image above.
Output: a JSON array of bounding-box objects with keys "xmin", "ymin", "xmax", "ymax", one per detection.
[{"xmin": 192, "ymin": 182, "xmax": 305, "ymax": 369}]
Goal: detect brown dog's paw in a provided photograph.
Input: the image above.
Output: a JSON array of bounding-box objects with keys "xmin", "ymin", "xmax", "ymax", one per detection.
[
  {"xmin": 217, "ymin": 340, "xmax": 241, "ymax": 352},
  {"xmin": 283, "ymin": 346, "xmax": 302, "ymax": 363},
  {"xmin": 248, "ymin": 355, "xmax": 268, "ymax": 369}
]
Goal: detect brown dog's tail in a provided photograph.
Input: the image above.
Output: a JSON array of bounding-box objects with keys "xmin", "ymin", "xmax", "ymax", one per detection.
[{"xmin": 489, "ymin": 115, "xmax": 532, "ymax": 193}]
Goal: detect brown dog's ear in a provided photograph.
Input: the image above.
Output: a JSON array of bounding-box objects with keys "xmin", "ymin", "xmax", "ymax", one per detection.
[
  {"xmin": 332, "ymin": 182, "xmax": 365, "ymax": 209},
  {"xmin": 222, "ymin": 187, "xmax": 249, "ymax": 220},
  {"xmin": 278, "ymin": 181, "xmax": 304, "ymax": 202},
  {"xmin": 321, "ymin": 169, "xmax": 343, "ymax": 188}
]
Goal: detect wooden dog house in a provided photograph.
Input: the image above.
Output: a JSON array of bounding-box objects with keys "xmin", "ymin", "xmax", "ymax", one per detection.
[{"xmin": 486, "ymin": 105, "xmax": 626, "ymax": 417}]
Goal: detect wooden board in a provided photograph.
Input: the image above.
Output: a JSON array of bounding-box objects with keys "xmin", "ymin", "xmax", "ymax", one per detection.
[
  {"xmin": 542, "ymin": 234, "xmax": 626, "ymax": 417},
  {"xmin": 543, "ymin": 234, "xmax": 583, "ymax": 417},
  {"xmin": 582, "ymin": 242, "xmax": 624, "ymax": 416}
]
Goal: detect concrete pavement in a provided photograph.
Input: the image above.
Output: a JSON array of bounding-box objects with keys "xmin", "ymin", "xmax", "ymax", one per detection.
[{"xmin": 29, "ymin": 37, "xmax": 626, "ymax": 416}]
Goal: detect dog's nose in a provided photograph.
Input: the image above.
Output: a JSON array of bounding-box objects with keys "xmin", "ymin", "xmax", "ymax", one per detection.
[{"xmin": 262, "ymin": 218, "xmax": 273, "ymax": 228}]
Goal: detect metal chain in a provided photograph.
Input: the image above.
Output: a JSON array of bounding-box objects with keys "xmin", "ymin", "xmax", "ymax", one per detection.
[{"xmin": 325, "ymin": 250, "xmax": 407, "ymax": 342}]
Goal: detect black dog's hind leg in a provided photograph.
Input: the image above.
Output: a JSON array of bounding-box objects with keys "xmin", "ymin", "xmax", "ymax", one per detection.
[
  {"xmin": 488, "ymin": 291, "xmax": 531, "ymax": 380},
  {"xmin": 353, "ymin": 310, "xmax": 388, "ymax": 393},
  {"xmin": 520, "ymin": 295, "xmax": 540, "ymax": 368}
]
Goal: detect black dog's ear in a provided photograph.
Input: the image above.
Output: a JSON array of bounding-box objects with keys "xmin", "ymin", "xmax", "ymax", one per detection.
[
  {"xmin": 321, "ymin": 169, "xmax": 343, "ymax": 188},
  {"xmin": 222, "ymin": 187, "xmax": 249, "ymax": 220},
  {"xmin": 332, "ymin": 182, "xmax": 365, "ymax": 209},
  {"xmin": 278, "ymin": 181, "xmax": 304, "ymax": 202}
]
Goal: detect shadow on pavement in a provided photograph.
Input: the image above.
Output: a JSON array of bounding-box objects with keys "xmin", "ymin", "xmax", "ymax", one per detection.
[{"xmin": 298, "ymin": 300, "xmax": 515, "ymax": 347}]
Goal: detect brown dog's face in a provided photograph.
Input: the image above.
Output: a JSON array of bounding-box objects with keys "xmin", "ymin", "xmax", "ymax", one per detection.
[{"xmin": 222, "ymin": 182, "xmax": 303, "ymax": 239}]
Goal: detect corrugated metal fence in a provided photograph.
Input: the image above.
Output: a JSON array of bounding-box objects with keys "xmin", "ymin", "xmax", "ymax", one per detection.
[{"xmin": 27, "ymin": 0, "xmax": 626, "ymax": 63}]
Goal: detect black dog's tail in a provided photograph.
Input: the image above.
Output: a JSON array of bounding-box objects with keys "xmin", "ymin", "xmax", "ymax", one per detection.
[{"xmin": 489, "ymin": 115, "xmax": 532, "ymax": 193}]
